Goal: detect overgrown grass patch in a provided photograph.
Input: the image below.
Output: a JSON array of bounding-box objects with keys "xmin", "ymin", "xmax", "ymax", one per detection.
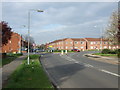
[{"xmin": 4, "ymin": 54, "xmax": 53, "ymax": 89}]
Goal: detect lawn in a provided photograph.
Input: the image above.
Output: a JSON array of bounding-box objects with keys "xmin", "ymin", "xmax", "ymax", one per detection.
[
  {"xmin": 93, "ymin": 53, "xmax": 117, "ymax": 57},
  {"xmin": 1, "ymin": 53, "xmax": 23, "ymax": 67},
  {"xmin": 4, "ymin": 54, "xmax": 54, "ymax": 89}
]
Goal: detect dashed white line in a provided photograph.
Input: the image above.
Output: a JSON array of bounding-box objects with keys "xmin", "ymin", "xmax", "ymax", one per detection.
[
  {"xmin": 99, "ymin": 69, "xmax": 120, "ymax": 77},
  {"xmin": 59, "ymin": 54, "xmax": 120, "ymax": 77}
]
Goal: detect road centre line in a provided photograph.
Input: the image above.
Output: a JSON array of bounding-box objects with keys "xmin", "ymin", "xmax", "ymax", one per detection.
[
  {"xmin": 59, "ymin": 54, "xmax": 119, "ymax": 77},
  {"xmin": 99, "ymin": 69, "xmax": 120, "ymax": 77}
]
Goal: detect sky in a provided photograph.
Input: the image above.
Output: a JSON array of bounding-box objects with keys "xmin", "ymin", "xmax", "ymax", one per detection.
[{"xmin": 1, "ymin": 1, "xmax": 118, "ymax": 45}]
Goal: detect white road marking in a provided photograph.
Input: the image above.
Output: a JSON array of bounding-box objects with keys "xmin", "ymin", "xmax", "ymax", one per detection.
[
  {"xmin": 75, "ymin": 61, "xmax": 79, "ymax": 63},
  {"xmin": 59, "ymin": 54, "xmax": 120, "ymax": 77},
  {"xmin": 99, "ymin": 69, "xmax": 120, "ymax": 77}
]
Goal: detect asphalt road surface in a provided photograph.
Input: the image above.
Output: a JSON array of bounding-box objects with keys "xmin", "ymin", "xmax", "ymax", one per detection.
[{"xmin": 40, "ymin": 51, "xmax": 119, "ymax": 88}]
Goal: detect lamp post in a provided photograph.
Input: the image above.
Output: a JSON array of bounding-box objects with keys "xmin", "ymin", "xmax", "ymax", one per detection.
[
  {"xmin": 93, "ymin": 25, "xmax": 103, "ymax": 52},
  {"xmin": 61, "ymin": 39, "xmax": 64, "ymax": 55},
  {"xmin": 27, "ymin": 9, "xmax": 43, "ymax": 65}
]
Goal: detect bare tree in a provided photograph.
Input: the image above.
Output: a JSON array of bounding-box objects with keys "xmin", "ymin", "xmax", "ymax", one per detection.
[
  {"xmin": 22, "ymin": 34, "xmax": 35, "ymax": 44},
  {"xmin": 105, "ymin": 10, "xmax": 118, "ymax": 45}
]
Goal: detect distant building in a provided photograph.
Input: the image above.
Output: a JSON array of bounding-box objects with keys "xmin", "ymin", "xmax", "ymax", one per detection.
[
  {"xmin": 2, "ymin": 32, "xmax": 22, "ymax": 53},
  {"xmin": 46, "ymin": 38, "xmax": 120, "ymax": 51}
]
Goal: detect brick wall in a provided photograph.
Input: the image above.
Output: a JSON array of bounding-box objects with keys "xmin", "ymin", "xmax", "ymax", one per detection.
[
  {"xmin": 2, "ymin": 32, "xmax": 21, "ymax": 53},
  {"xmin": 46, "ymin": 38, "xmax": 120, "ymax": 51}
]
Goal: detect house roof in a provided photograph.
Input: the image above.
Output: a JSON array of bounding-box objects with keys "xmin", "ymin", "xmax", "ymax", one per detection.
[
  {"xmin": 85, "ymin": 38, "xmax": 108, "ymax": 41},
  {"xmin": 46, "ymin": 38, "xmax": 108, "ymax": 45}
]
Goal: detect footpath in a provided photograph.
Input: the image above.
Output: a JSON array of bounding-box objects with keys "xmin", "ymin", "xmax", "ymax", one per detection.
[
  {"xmin": 1, "ymin": 55, "xmax": 26, "ymax": 89},
  {"xmin": 85, "ymin": 54, "xmax": 119, "ymax": 65}
]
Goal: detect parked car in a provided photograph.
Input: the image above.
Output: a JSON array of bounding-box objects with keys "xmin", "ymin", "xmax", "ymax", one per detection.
[{"xmin": 72, "ymin": 49, "xmax": 80, "ymax": 52}]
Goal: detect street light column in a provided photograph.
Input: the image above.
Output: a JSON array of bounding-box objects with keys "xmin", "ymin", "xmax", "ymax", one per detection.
[
  {"xmin": 27, "ymin": 9, "xmax": 44, "ymax": 65},
  {"xmin": 27, "ymin": 11, "xmax": 30, "ymax": 65}
]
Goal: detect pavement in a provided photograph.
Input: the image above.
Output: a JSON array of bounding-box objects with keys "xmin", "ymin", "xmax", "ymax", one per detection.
[
  {"xmin": 40, "ymin": 51, "xmax": 119, "ymax": 88},
  {"xmin": 1, "ymin": 55, "xmax": 27, "ymax": 89},
  {"xmin": 84, "ymin": 53, "xmax": 119, "ymax": 65}
]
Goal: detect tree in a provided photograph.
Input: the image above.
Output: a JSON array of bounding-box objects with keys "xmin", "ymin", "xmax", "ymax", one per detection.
[
  {"xmin": 22, "ymin": 34, "xmax": 35, "ymax": 51},
  {"xmin": 0, "ymin": 21, "xmax": 12, "ymax": 46},
  {"xmin": 105, "ymin": 11, "xmax": 118, "ymax": 45},
  {"xmin": 22, "ymin": 34, "xmax": 35, "ymax": 44},
  {"xmin": 117, "ymin": 11, "xmax": 120, "ymax": 43}
]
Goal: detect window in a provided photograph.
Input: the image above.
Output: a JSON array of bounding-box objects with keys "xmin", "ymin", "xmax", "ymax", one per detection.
[
  {"xmin": 9, "ymin": 40, "xmax": 11, "ymax": 43},
  {"xmin": 80, "ymin": 41, "xmax": 84, "ymax": 44},
  {"xmin": 109, "ymin": 46, "xmax": 111, "ymax": 49},
  {"xmin": 104, "ymin": 46, "xmax": 107, "ymax": 49},
  {"xmin": 81, "ymin": 46, "xmax": 84, "ymax": 49},
  {"xmin": 90, "ymin": 42, "xmax": 93, "ymax": 44},
  {"xmin": 70, "ymin": 42, "xmax": 73, "ymax": 44},
  {"xmin": 66, "ymin": 42, "xmax": 68, "ymax": 44},
  {"xmin": 66, "ymin": 46, "xmax": 68, "ymax": 49},
  {"xmin": 75, "ymin": 47, "xmax": 78, "ymax": 49},
  {"xmin": 104, "ymin": 42, "xmax": 107, "ymax": 44},
  {"xmin": 70, "ymin": 47, "xmax": 73, "ymax": 49},
  {"xmin": 90, "ymin": 46, "xmax": 93, "ymax": 49},
  {"xmin": 74, "ymin": 41, "xmax": 78, "ymax": 44}
]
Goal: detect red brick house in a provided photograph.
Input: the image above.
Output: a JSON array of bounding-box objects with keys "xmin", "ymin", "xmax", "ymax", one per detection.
[
  {"xmin": 1, "ymin": 32, "xmax": 22, "ymax": 53},
  {"xmin": 46, "ymin": 38, "xmax": 119, "ymax": 51}
]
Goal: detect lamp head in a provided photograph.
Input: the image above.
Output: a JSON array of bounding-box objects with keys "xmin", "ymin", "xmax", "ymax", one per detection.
[{"xmin": 37, "ymin": 10, "xmax": 44, "ymax": 12}]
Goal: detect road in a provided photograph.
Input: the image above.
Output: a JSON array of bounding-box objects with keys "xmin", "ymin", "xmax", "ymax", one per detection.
[{"xmin": 40, "ymin": 51, "xmax": 119, "ymax": 88}]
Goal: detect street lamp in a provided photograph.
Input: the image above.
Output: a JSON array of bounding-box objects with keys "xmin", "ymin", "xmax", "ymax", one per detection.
[
  {"xmin": 93, "ymin": 25, "xmax": 103, "ymax": 52},
  {"xmin": 27, "ymin": 9, "xmax": 43, "ymax": 65}
]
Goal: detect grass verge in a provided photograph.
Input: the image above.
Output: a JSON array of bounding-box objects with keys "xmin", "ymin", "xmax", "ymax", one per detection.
[
  {"xmin": 1, "ymin": 53, "xmax": 23, "ymax": 67},
  {"xmin": 4, "ymin": 54, "xmax": 54, "ymax": 89},
  {"xmin": 93, "ymin": 53, "xmax": 117, "ymax": 57}
]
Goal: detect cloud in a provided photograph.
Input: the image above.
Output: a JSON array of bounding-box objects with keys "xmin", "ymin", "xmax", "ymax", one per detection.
[
  {"xmin": 2, "ymin": 0, "xmax": 119, "ymax": 2},
  {"xmin": 2, "ymin": 2, "xmax": 118, "ymax": 44}
]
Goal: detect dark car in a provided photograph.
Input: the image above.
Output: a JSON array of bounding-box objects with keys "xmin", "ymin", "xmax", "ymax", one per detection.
[{"xmin": 72, "ymin": 49, "xmax": 80, "ymax": 52}]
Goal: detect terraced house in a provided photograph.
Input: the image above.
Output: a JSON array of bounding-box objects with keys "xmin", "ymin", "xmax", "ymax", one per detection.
[{"xmin": 46, "ymin": 38, "xmax": 119, "ymax": 51}]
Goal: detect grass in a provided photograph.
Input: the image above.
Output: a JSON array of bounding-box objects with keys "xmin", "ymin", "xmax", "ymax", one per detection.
[
  {"xmin": 1, "ymin": 53, "xmax": 23, "ymax": 67},
  {"xmin": 93, "ymin": 53, "xmax": 117, "ymax": 57},
  {"xmin": 4, "ymin": 54, "xmax": 54, "ymax": 89}
]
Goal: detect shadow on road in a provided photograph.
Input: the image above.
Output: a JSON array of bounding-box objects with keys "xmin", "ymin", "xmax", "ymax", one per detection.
[{"xmin": 45, "ymin": 62, "xmax": 85, "ymax": 85}]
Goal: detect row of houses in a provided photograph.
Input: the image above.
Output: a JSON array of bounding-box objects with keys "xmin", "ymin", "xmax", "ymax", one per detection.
[
  {"xmin": 46, "ymin": 38, "xmax": 119, "ymax": 51},
  {"xmin": 1, "ymin": 32, "xmax": 34, "ymax": 53}
]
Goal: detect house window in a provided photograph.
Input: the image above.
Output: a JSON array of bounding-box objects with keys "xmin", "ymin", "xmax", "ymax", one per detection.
[
  {"xmin": 66, "ymin": 42, "xmax": 68, "ymax": 44},
  {"xmin": 75, "ymin": 47, "xmax": 78, "ymax": 48},
  {"xmin": 104, "ymin": 46, "xmax": 107, "ymax": 49},
  {"xmin": 70, "ymin": 47, "xmax": 73, "ymax": 49},
  {"xmin": 80, "ymin": 41, "xmax": 84, "ymax": 44},
  {"xmin": 70, "ymin": 42, "xmax": 73, "ymax": 44},
  {"xmin": 90, "ymin": 42, "xmax": 93, "ymax": 44},
  {"xmin": 90, "ymin": 46, "xmax": 93, "ymax": 49},
  {"xmin": 66, "ymin": 46, "xmax": 68, "ymax": 49},
  {"xmin": 74, "ymin": 41, "xmax": 78, "ymax": 44},
  {"xmin": 104, "ymin": 42, "xmax": 107, "ymax": 44},
  {"xmin": 9, "ymin": 40, "xmax": 12, "ymax": 43},
  {"xmin": 81, "ymin": 46, "xmax": 84, "ymax": 49}
]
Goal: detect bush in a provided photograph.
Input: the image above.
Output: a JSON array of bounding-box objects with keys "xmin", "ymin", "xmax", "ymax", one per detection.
[
  {"xmin": 114, "ymin": 49, "xmax": 120, "ymax": 54},
  {"xmin": 102, "ymin": 49, "xmax": 111, "ymax": 54},
  {"xmin": 117, "ymin": 49, "xmax": 120, "ymax": 58},
  {"xmin": 2, "ymin": 53, "xmax": 7, "ymax": 58}
]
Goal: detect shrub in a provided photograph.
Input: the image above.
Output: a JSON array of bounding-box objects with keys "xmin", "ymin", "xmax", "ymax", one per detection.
[
  {"xmin": 114, "ymin": 49, "xmax": 120, "ymax": 54},
  {"xmin": 2, "ymin": 53, "xmax": 7, "ymax": 58},
  {"xmin": 101, "ymin": 49, "xmax": 111, "ymax": 54},
  {"xmin": 117, "ymin": 49, "xmax": 120, "ymax": 58}
]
